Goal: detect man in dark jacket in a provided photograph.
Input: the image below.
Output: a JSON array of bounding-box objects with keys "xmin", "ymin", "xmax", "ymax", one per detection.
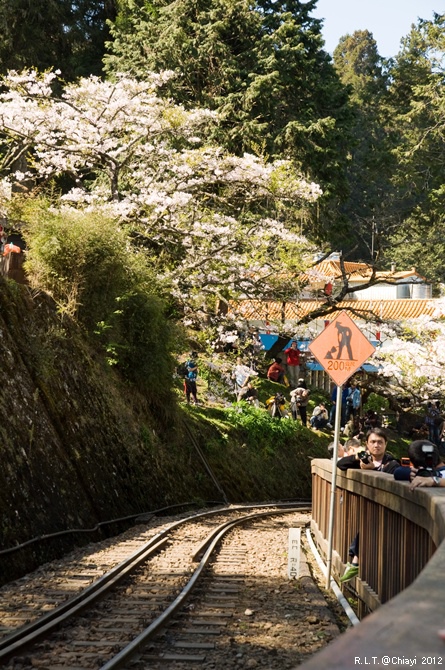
[
  {"xmin": 337, "ymin": 427, "xmax": 399, "ymax": 475},
  {"xmin": 337, "ymin": 427, "xmax": 399, "ymax": 582}
]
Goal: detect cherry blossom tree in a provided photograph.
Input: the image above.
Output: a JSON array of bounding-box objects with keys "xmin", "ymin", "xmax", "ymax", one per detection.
[
  {"xmin": 3, "ymin": 70, "xmax": 445, "ymax": 406},
  {"xmin": 372, "ymin": 306, "xmax": 445, "ymax": 403},
  {"xmin": 0, "ymin": 69, "xmax": 321, "ymax": 326}
]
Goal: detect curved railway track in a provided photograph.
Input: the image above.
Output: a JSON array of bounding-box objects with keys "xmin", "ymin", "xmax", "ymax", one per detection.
[{"xmin": 0, "ymin": 503, "xmax": 327, "ymax": 670}]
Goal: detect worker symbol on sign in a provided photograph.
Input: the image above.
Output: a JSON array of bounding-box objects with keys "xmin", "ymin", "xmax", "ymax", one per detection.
[
  {"xmin": 324, "ymin": 321, "xmax": 354, "ymax": 360},
  {"xmin": 335, "ymin": 321, "xmax": 354, "ymax": 360}
]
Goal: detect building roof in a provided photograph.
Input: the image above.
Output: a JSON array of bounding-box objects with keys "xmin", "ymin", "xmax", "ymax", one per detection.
[
  {"xmin": 231, "ymin": 299, "xmax": 443, "ymax": 323},
  {"xmin": 302, "ymin": 259, "xmax": 426, "ymax": 286}
]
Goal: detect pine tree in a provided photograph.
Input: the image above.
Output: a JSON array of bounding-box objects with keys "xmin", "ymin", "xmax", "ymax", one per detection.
[
  {"xmin": 105, "ymin": 0, "xmax": 354, "ymax": 240},
  {"xmin": 332, "ymin": 30, "xmax": 396, "ymax": 259},
  {"xmin": 0, "ymin": 0, "xmax": 116, "ymax": 79},
  {"xmin": 384, "ymin": 13, "xmax": 445, "ymax": 284}
]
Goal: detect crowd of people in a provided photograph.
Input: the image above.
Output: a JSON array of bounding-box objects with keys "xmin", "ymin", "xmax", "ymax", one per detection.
[
  {"xmin": 229, "ymin": 346, "xmax": 378, "ymax": 435},
  {"xmin": 177, "ymin": 345, "xmax": 444, "ymax": 599},
  {"xmin": 331, "ymin": 427, "xmax": 445, "ymax": 584},
  {"xmin": 223, "ymin": 345, "xmax": 445, "ymax": 595},
  {"xmin": 178, "ymin": 341, "xmax": 374, "ymax": 432}
]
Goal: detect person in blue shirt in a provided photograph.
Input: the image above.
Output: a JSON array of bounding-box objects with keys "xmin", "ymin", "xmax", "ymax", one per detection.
[
  {"xmin": 184, "ymin": 352, "xmax": 199, "ymax": 405},
  {"xmin": 345, "ymin": 382, "xmax": 361, "ymax": 423},
  {"xmin": 232, "ymin": 356, "xmax": 253, "ymax": 401}
]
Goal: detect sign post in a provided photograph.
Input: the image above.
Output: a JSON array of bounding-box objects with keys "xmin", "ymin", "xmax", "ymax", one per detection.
[
  {"xmin": 287, "ymin": 527, "xmax": 302, "ymax": 579},
  {"xmin": 308, "ymin": 311, "xmax": 375, "ymax": 588}
]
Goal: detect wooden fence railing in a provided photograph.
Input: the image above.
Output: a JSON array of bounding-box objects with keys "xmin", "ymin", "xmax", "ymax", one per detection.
[{"xmin": 300, "ymin": 458, "xmax": 445, "ymax": 668}]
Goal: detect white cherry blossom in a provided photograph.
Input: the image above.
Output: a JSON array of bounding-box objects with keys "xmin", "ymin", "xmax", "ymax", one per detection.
[{"xmin": 0, "ymin": 69, "xmax": 321, "ymax": 326}]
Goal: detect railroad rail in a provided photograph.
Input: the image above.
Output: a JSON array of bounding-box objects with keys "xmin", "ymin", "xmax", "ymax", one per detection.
[{"xmin": 0, "ymin": 503, "xmax": 314, "ymax": 669}]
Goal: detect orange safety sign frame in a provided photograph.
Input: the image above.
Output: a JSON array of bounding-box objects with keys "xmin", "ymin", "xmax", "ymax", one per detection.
[{"xmin": 308, "ymin": 311, "xmax": 375, "ymax": 386}]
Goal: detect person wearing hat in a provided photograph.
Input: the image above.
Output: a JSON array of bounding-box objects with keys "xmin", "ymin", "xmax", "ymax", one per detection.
[{"xmin": 290, "ymin": 378, "xmax": 310, "ymax": 426}]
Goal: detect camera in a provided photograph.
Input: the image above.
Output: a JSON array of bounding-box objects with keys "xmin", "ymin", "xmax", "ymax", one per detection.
[
  {"xmin": 416, "ymin": 443, "xmax": 440, "ymax": 477},
  {"xmin": 357, "ymin": 449, "xmax": 371, "ymax": 465},
  {"xmin": 417, "ymin": 467, "xmax": 441, "ymax": 477}
]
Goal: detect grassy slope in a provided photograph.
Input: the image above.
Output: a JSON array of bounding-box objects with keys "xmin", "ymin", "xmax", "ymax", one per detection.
[{"xmin": 173, "ymin": 366, "xmax": 336, "ymax": 502}]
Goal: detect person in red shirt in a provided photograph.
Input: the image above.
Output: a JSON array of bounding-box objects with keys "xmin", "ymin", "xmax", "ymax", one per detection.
[
  {"xmin": 284, "ymin": 340, "xmax": 300, "ymax": 388},
  {"xmin": 267, "ymin": 357, "xmax": 286, "ymax": 384}
]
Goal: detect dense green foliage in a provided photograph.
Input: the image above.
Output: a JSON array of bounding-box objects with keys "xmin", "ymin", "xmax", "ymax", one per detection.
[
  {"xmin": 2, "ymin": 3, "xmax": 445, "ymax": 405},
  {"xmin": 16, "ymin": 199, "xmax": 176, "ymax": 405},
  {"xmin": 1, "ymin": 2, "xmax": 443, "ymax": 280},
  {"xmin": 332, "ymin": 30, "xmax": 395, "ymax": 258},
  {"xmin": 226, "ymin": 403, "xmax": 303, "ymax": 451},
  {"xmin": 103, "ymin": 3, "xmax": 445, "ymax": 282},
  {"xmin": 0, "ymin": 0, "xmax": 116, "ymax": 79},
  {"xmin": 332, "ymin": 13, "xmax": 445, "ymax": 283},
  {"xmin": 384, "ymin": 14, "xmax": 445, "ymax": 283}
]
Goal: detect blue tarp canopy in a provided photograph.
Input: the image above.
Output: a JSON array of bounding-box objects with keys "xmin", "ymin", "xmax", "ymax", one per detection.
[
  {"xmin": 305, "ymin": 361, "xmax": 323, "ymax": 371},
  {"xmin": 258, "ymin": 334, "xmax": 278, "ymax": 350},
  {"xmin": 362, "ymin": 363, "xmax": 380, "ymax": 373},
  {"xmin": 259, "ymin": 334, "xmax": 310, "ymax": 352}
]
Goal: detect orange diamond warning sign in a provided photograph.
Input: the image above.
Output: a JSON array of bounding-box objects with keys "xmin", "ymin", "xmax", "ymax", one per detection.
[{"xmin": 308, "ymin": 311, "xmax": 376, "ymax": 386}]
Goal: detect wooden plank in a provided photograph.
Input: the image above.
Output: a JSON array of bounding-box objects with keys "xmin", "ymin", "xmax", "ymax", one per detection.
[
  {"xmin": 190, "ymin": 618, "xmax": 228, "ymax": 626},
  {"xmin": 172, "ymin": 641, "xmax": 215, "ymax": 649},
  {"xmin": 179, "ymin": 627, "xmax": 221, "ymax": 635},
  {"xmin": 143, "ymin": 653, "xmax": 206, "ymax": 662}
]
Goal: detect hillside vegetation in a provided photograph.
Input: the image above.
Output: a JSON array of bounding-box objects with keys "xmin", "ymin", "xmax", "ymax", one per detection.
[{"xmin": 0, "ymin": 276, "xmax": 332, "ymax": 582}]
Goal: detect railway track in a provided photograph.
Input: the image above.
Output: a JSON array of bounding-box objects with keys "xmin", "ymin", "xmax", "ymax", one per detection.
[{"xmin": 0, "ymin": 503, "xmax": 332, "ymax": 669}]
